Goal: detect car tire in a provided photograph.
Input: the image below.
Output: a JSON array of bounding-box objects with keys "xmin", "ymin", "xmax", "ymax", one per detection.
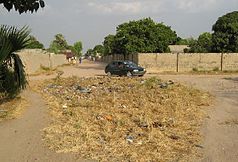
[
  {"xmin": 126, "ymin": 71, "xmax": 132, "ymax": 77},
  {"xmin": 107, "ymin": 72, "xmax": 112, "ymax": 77}
]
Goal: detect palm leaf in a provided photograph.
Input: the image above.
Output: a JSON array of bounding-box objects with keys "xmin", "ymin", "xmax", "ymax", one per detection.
[
  {"xmin": 0, "ymin": 25, "xmax": 30, "ymax": 96},
  {"xmin": 11, "ymin": 53, "xmax": 28, "ymax": 90}
]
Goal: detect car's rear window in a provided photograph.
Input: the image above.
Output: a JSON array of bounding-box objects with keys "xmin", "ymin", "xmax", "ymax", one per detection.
[{"xmin": 124, "ymin": 61, "xmax": 137, "ymax": 67}]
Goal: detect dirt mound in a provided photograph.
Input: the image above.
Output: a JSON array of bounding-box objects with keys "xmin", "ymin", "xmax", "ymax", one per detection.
[{"xmin": 36, "ymin": 76, "xmax": 211, "ymax": 162}]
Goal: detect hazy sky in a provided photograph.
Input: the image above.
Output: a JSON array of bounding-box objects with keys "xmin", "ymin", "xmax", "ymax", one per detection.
[{"xmin": 1, "ymin": 0, "xmax": 238, "ymax": 52}]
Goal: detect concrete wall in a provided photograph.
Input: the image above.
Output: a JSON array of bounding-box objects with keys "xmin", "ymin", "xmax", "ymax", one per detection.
[
  {"xmin": 223, "ymin": 53, "xmax": 238, "ymax": 71},
  {"xmin": 101, "ymin": 53, "xmax": 238, "ymax": 72},
  {"xmin": 178, "ymin": 53, "xmax": 221, "ymax": 72},
  {"xmin": 18, "ymin": 49, "xmax": 67, "ymax": 74}
]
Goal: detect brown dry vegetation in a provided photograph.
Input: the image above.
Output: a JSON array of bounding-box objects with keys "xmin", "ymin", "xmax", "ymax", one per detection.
[
  {"xmin": 0, "ymin": 95, "xmax": 28, "ymax": 122},
  {"xmin": 36, "ymin": 76, "xmax": 211, "ymax": 162}
]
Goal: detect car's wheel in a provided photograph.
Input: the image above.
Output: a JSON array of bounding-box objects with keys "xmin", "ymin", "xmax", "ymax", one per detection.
[
  {"xmin": 107, "ymin": 72, "xmax": 112, "ymax": 77},
  {"xmin": 126, "ymin": 71, "xmax": 132, "ymax": 77}
]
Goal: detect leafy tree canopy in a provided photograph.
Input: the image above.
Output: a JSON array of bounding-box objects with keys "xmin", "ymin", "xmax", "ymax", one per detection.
[
  {"xmin": 176, "ymin": 37, "xmax": 195, "ymax": 45},
  {"xmin": 93, "ymin": 44, "xmax": 104, "ymax": 55},
  {"xmin": 103, "ymin": 34, "xmax": 115, "ymax": 55},
  {"xmin": 188, "ymin": 32, "xmax": 212, "ymax": 53},
  {"xmin": 1, "ymin": 0, "xmax": 45, "ymax": 14},
  {"xmin": 26, "ymin": 35, "xmax": 44, "ymax": 49},
  {"xmin": 72, "ymin": 41, "xmax": 83, "ymax": 57},
  {"xmin": 48, "ymin": 34, "xmax": 69, "ymax": 54},
  {"xmin": 112, "ymin": 18, "xmax": 177, "ymax": 55},
  {"xmin": 212, "ymin": 11, "xmax": 238, "ymax": 52},
  {"xmin": 85, "ymin": 49, "xmax": 94, "ymax": 57}
]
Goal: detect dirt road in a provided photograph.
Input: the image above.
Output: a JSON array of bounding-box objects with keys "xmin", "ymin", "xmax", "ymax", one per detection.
[
  {"xmin": 0, "ymin": 61, "xmax": 237, "ymax": 162},
  {"xmin": 158, "ymin": 74, "xmax": 238, "ymax": 162},
  {"xmin": 0, "ymin": 90, "xmax": 89, "ymax": 162}
]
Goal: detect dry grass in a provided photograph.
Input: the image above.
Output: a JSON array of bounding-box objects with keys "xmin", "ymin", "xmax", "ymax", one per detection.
[
  {"xmin": 0, "ymin": 95, "xmax": 28, "ymax": 121},
  {"xmin": 36, "ymin": 76, "xmax": 211, "ymax": 162}
]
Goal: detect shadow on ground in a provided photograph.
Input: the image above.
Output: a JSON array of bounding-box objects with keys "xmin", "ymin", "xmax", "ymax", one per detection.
[{"xmin": 223, "ymin": 77, "xmax": 238, "ymax": 82}]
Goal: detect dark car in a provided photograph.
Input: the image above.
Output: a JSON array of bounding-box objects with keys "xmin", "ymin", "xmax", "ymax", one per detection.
[{"xmin": 105, "ymin": 60, "xmax": 146, "ymax": 77}]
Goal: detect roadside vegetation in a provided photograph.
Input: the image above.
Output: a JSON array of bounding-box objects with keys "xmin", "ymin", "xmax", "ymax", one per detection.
[
  {"xmin": 0, "ymin": 0, "xmax": 45, "ymax": 120},
  {"xmin": 36, "ymin": 76, "xmax": 211, "ymax": 161},
  {"xmin": 0, "ymin": 25, "xmax": 30, "ymax": 98}
]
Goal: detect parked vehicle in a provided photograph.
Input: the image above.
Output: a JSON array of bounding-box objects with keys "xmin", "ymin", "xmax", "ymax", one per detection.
[{"xmin": 105, "ymin": 60, "xmax": 146, "ymax": 77}]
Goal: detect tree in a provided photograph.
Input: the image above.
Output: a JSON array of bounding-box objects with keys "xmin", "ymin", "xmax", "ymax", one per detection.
[
  {"xmin": 111, "ymin": 18, "xmax": 177, "ymax": 57},
  {"xmin": 1, "ymin": 0, "xmax": 45, "ymax": 14},
  {"xmin": 72, "ymin": 41, "xmax": 83, "ymax": 58},
  {"xmin": 85, "ymin": 49, "xmax": 94, "ymax": 57},
  {"xmin": 176, "ymin": 37, "xmax": 195, "ymax": 45},
  {"xmin": 93, "ymin": 44, "xmax": 104, "ymax": 56},
  {"xmin": 0, "ymin": 25, "xmax": 29, "ymax": 97},
  {"xmin": 0, "ymin": 0, "xmax": 44, "ymax": 98},
  {"xmin": 48, "ymin": 34, "xmax": 69, "ymax": 54},
  {"xmin": 103, "ymin": 34, "xmax": 115, "ymax": 55},
  {"xmin": 212, "ymin": 11, "xmax": 238, "ymax": 52},
  {"xmin": 189, "ymin": 32, "xmax": 212, "ymax": 53},
  {"xmin": 26, "ymin": 35, "xmax": 44, "ymax": 49}
]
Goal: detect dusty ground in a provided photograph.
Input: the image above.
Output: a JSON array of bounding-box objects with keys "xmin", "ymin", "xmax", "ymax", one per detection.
[
  {"xmin": 158, "ymin": 74, "xmax": 238, "ymax": 162},
  {"xmin": 0, "ymin": 60, "xmax": 237, "ymax": 162}
]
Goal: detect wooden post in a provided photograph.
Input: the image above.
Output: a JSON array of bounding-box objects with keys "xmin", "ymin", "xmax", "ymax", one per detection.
[
  {"xmin": 49, "ymin": 53, "xmax": 52, "ymax": 69},
  {"xmin": 176, "ymin": 53, "xmax": 179, "ymax": 72},
  {"xmin": 221, "ymin": 53, "xmax": 223, "ymax": 71}
]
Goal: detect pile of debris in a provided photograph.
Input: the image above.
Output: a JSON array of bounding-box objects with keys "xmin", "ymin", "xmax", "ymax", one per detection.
[{"xmin": 37, "ymin": 76, "xmax": 211, "ymax": 161}]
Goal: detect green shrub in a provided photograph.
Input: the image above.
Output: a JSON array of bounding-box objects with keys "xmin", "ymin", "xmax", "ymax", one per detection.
[{"xmin": 192, "ymin": 67, "xmax": 198, "ymax": 72}]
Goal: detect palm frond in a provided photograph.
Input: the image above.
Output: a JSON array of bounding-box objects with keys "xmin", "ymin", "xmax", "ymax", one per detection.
[
  {"xmin": 11, "ymin": 53, "xmax": 28, "ymax": 90},
  {"xmin": 0, "ymin": 25, "xmax": 30, "ymax": 96},
  {"xmin": 7, "ymin": 25, "xmax": 31, "ymax": 53},
  {"xmin": 0, "ymin": 26, "xmax": 13, "ymax": 64}
]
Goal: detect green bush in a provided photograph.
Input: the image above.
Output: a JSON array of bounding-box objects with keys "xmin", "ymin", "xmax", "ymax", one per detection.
[
  {"xmin": 213, "ymin": 67, "xmax": 220, "ymax": 71},
  {"xmin": 192, "ymin": 67, "xmax": 198, "ymax": 72}
]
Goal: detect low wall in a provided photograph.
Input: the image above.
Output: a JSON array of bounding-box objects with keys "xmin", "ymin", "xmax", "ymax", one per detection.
[
  {"xmin": 18, "ymin": 49, "xmax": 67, "ymax": 74},
  {"xmin": 101, "ymin": 53, "xmax": 238, "ymax": 72},
  {"xmin": 178, "ymin": 53, "xmax": 221, "ymax": 72}
]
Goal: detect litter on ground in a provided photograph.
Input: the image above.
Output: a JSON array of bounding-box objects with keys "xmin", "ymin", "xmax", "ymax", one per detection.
[{"xmin": 36, "ymin": 76, "xmax": 211, "ymax": 162}]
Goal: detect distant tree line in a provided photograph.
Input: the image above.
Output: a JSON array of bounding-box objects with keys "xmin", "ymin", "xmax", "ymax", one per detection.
[
  {"xmin": 180, "ymin": 11, "xmax": 238, "ymax": 53},
  {"xmin": 47, "ymin": 33, "xmax": 83, "ymax": 58},
  {"xmin": 25, "ymin": 11, "xmax": 238, "ymax": 59},
  {"xmin": 87, "ymin": 18, "xmax": 178, "ymax": 58},
  {"xmin": 86, "ymin": 11, "xmax": 238, "ymax": 57}
]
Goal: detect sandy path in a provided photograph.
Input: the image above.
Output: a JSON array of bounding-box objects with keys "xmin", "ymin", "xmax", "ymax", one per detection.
[
  {"xmin": 158, "ymin": 75, "xmax": 238, "ymax": 162},
  {"xmin": 0, "ymin": 61, "xmax": 237, "ymax": 161},
  {"xmin": 0, "ymin": 90, "xmax": 88, "ymax": 162}
]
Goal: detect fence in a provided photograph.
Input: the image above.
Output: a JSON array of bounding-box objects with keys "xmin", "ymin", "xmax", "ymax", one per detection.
[{"xmin": 101, "ymin": 53, "xmax": 238, "ymax": 72}]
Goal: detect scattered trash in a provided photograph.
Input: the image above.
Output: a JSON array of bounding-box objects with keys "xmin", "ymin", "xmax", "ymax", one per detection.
[
  {"xmin": 75, "ymin": 85, "xmax": 92, "ymax": 93},
  {"xmin": 137, "ymin": 140, "xmax": 143, "ymax": 145},
  {"xmin": 160, "ymin": 83, "xmax": 168, "ymax": 89},
  {"xmin": 194, "ymin": 144, "xmax": 204, "ymax": 149},
  {"xmin": 36, "ymin": 76, "xmax": 211, "ymax": 162},
  {"xmin": 167, "ymin": 80, "xmax": 174, "ymax": 85},
  {"xmin": 62, "ymin": 104, "xmax": 67, "ymax": 109},
  {"xmin": 126, "ymin": 135, "xmax": 134, "ymax": 143}
]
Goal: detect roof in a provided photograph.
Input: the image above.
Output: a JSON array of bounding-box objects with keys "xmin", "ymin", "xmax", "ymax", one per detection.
[{"xmin": 169, "ymin": 45, "xmax": 189, "ymax": 53}]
